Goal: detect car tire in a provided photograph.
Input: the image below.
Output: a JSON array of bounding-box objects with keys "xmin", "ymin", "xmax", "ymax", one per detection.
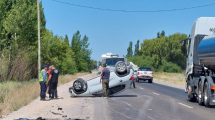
[
  {"xmin": 73, "ymin": 78, "xmax": 85, "ymax": 92},
  {"xmin": 197, "ymin": 81, "xmax": 204, "ymax": 105},
  {"xmin": 115, "ymin": 61, "xmax": 126, "ymax": 73},
  {"xmin": 148, "ymin": 79, "xmax": 153, "ymax": 83},
  {"xmin": 204, "ymin": 81, "xmax": 211, "ymax": 107}
]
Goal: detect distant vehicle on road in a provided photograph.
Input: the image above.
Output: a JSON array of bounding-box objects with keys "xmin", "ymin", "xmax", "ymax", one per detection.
[
  {"xmin": 136, "ymin": 67, "xmax": 153, "ymax": 83},
  {"xmin": 69, "ymin": 53, "xmax": 134, "ymax": 97},
  {"xmin": 97, "ymin": 53, "xmax": 129, "ymax": 74}
]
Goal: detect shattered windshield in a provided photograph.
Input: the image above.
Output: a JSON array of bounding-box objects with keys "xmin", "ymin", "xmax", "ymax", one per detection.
[{"xmin": 105, "ymin": 58, "xmax": 125, "ymax": 67}]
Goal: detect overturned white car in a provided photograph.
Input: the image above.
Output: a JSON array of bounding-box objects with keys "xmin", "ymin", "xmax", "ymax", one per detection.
[{"xmin": 69, "ymin": 53, "xmax": 134, "ymax": 97}]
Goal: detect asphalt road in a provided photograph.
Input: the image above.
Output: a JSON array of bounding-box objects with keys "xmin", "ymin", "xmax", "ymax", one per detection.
[{"xmin": 93, "ymin": 80, "xmax": 215, "ymax": 120}]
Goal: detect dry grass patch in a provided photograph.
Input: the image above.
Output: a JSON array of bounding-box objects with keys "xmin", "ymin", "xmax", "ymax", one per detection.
[
  {"xmin": 0, "ymin": 72, "xmax": 89, "ymax": 117},
  {"xmin": 153, "ymin": 72, "xmax": 185, "ymax": 85}
]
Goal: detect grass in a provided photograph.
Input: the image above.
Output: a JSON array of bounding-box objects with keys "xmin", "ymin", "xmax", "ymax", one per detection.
[
  {"xmin": 153, "ymin": 72, "xmax": 185, "ymax": 85},
  {"xmin": 0, "ymin": 72, "xmax": 88, "ymax": 117}
]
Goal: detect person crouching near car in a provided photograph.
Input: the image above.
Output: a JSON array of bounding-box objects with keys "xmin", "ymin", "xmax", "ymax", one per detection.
[
  {"xmin": 40, "ymin": 65, "xmax": 49, "ymax": 101},
  {"xmin": 46, "ymin": 65, "xmax": 59, "ymax": 99},
  {"xmin": 100, "ymin": 64, "xmax": 110, "ymax": 98}
]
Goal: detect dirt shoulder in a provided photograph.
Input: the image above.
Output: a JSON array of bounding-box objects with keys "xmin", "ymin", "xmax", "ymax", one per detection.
[{"xmin": 1, "ymin": 73, "xmax": 96, "ymax": 120}]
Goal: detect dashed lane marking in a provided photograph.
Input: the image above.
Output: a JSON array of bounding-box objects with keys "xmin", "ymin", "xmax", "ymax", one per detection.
[
  {"xmin": 152, "ymin": 92, "xmax": 160, "ymax": 95},
  {"xmin": 178, "ymin": 102, "xmax": 193, "ymax": 108},
  {"xmin": 140, "ymin": 87, "xmax": 144, "ymax": 89}
]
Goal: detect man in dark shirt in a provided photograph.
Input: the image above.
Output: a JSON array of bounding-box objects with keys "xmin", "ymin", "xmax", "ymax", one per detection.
[
  {"xmin": 46, "ymin": 65, "xmax": 59, "ymax": 99},
  {"xmin": 100, "ymin": 64, "xmax": 110, "ymax": 98}
]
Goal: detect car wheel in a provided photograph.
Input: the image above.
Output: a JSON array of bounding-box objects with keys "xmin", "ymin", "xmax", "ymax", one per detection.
[
  {"xmin": 204, "ymin": 81, "xmax": 211, "ymax": 107},
  {"xmin": 197, "ymin": 81, "xmax": 204, "ymax": 105},
  {"xmin": 148, "ymin": 79, "xmax": 153, "ymax": 83},
  {"xmin": 73, "ymin": 78, "xmax": 85, "ymax": 92},
  {"xmin": 115, "ymin": 61, "xmax": 126, "ymax": 73}
]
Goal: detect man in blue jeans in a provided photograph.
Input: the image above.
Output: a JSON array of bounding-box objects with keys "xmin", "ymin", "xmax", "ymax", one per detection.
[
  {"xmin": 40, "ymin": 65, "xmax": 49, "ymax": 101},
  {"xmin": 100, "ymin": 64, "xmax": 110, "ymax": 98}
]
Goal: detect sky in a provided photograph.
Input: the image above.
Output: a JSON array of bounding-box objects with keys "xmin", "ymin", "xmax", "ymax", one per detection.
[{"xmin": 41, "ymin": 0, "xmax": 215, "ymax": 61}]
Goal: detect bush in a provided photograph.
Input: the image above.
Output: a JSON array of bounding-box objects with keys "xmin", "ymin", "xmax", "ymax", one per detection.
[{"xmin": 159, "ymin": 62, "xmax": 182, "ymax": 73}]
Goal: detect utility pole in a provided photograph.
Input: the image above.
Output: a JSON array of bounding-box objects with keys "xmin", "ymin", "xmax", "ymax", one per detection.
[{"xmin": 37, "ymin": 0, "xmax": 41, "ymax": 80}]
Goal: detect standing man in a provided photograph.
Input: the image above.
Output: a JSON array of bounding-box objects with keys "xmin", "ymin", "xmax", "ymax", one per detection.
[
  {"xmin": 40, "ymin": 65, "xmax": 49, "ymax": 101},
  {"xmin": 46, "ymin": 65, "xmax": 59, "ymax": 99},
  {"xmin": 100, "ymin": 64, "xmax": 110, "ymax": 98},
  {"xmin": 130, "ymin": 72, "xmax": 136, "ymax": 88},
  {"xmin": 47, "ymin": 67, "xmax": 51, "ymax": 98}
]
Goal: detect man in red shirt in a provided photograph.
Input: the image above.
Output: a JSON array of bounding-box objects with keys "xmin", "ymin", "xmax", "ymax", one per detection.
[{"xmin": 47, "ymin": 68, "xmax": 51, "ymax": 98}]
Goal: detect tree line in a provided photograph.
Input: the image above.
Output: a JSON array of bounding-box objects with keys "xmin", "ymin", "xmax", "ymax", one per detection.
[
  {"xmin": 0, "ymin": 0, "xmax": 97, "ymax": 82},
  {"xmin": 127, "ymin": 31, "xmax": 187, "ymax": 73}
]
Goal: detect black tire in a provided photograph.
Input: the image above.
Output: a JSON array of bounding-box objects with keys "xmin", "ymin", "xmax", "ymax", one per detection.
[
  {"xmin": 197, "ymin": 81, "xmax": 204, "ymax": 105},
  {"xmin": 185, "ymin": 80, "xmax": 188, "ymax": 93},
  {"xmin": 187, "ymin": 85, "xmax": 196, "ymax": 102},
  {"xmin": 148, "ymin": 79, "xmax": 153, "ymax": 83},
  {"xmin": 115, "ymin": 61, "xmax": 126, "ymax": 73},
  {"xmin": 73, "ymin": 78, "xmax": 85, "ymax": 92},
  {"xmin": 204, "ymin": 81, "xmax": 211, "ymax": 107}
]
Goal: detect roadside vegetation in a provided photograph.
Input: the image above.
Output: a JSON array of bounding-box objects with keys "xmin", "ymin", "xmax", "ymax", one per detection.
[
  {"xmin": 0, "ymin": 0, "xmax": 96, "ymax": 117},
  {"xmin": 153, "ymin": 72, "xmax": 185, "ymax": 85},
  {"xmin": 0, "ymin": 0, "xmax": 97, "ymax": 82},
  {"xmin": 127, "ymin": 31, "xmax": 187, "ymax": 73},
  {"xmin": 0, "ymin": 72, "xmax": 88, "ymax": 116}
]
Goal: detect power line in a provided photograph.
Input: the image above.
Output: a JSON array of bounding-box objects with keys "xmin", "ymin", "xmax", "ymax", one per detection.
[{"xmin": 52, "ymin": 0, "xmax": 215, "ymax": 13}]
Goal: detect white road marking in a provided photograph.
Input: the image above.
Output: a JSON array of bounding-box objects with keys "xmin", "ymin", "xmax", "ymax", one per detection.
[
  {"xmin": 178, "ymin": 102, "xmax": 193, "ymax": 108},
  {"xmin": 111, "ymin": 98, "xmax": 132, "ymax": 107},
  {"xmin": 140, "ymin": 87, "xmax": 144, "ymax": 89},
  {"xmin": 152, "ymin": 92, "xmax": 160, "ymax": 95},
  {"xmin": 147, "ymin": 116, "xmax": 156, "ymax": 120},
  {"xmin": 105, "ymin": 100, "xmax": 134, "ymax": 119},
  {"xmin": 148, "ymin": 109, "xmax": 152, "ymax": 110}
]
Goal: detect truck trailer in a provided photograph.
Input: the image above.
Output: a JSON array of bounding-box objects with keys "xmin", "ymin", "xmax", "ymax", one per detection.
[{"xmin": 181, "ymin": 17, "xmax": 215, "ymax": 107}]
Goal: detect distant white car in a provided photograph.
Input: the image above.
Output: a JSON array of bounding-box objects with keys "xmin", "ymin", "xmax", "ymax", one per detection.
[
  {"xmin": 69, "ymin": 57, "xmax": 134, "ymax": 97},
  {"xmin": 136, "ymin": 67, "xmax": 153, "ymax": 83}
]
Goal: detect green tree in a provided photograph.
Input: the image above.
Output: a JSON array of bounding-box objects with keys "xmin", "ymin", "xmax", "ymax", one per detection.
[
  {"xmin": 126, "ymin": 41, "xmax": 133, "ymax": 57},
  {"xmin": 157, "ymin": 32, "xmax": 160, "ymax": 38},
  {"xmin": 64, "ymin": 34, "xmax": 69, "ymax": 46},
  {"xmin": 134, "ymin": 40, "xmax": 140, "ymax": 56},
  {"xmin": 161, "ymin": 30, "xmax": 165, "ymax": 37}
]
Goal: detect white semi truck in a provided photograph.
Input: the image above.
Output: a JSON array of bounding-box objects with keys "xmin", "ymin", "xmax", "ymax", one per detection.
[{"xmin": 181, "ymin": 17, "xmax": 215, "ymax": 107}]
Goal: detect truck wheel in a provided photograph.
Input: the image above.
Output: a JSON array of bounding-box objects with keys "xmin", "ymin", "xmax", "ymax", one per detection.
[
  {"xmin": 73, "ymin": 78, "xmax": 85, "ymax": 92},
  {"xmin": 204, "ymin": 81, "xmax": 211, "ymax": 107},
  {"xmin": 188, "ymin": 85, "xmax": 196, "ymax": 102},
  {"xmin": 185, "ymin": 80, "xmax": 188, "ymax": 93},
  {"xmin": 197, "ymin": 81, "xmax": 204, "ymax": 105}
]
